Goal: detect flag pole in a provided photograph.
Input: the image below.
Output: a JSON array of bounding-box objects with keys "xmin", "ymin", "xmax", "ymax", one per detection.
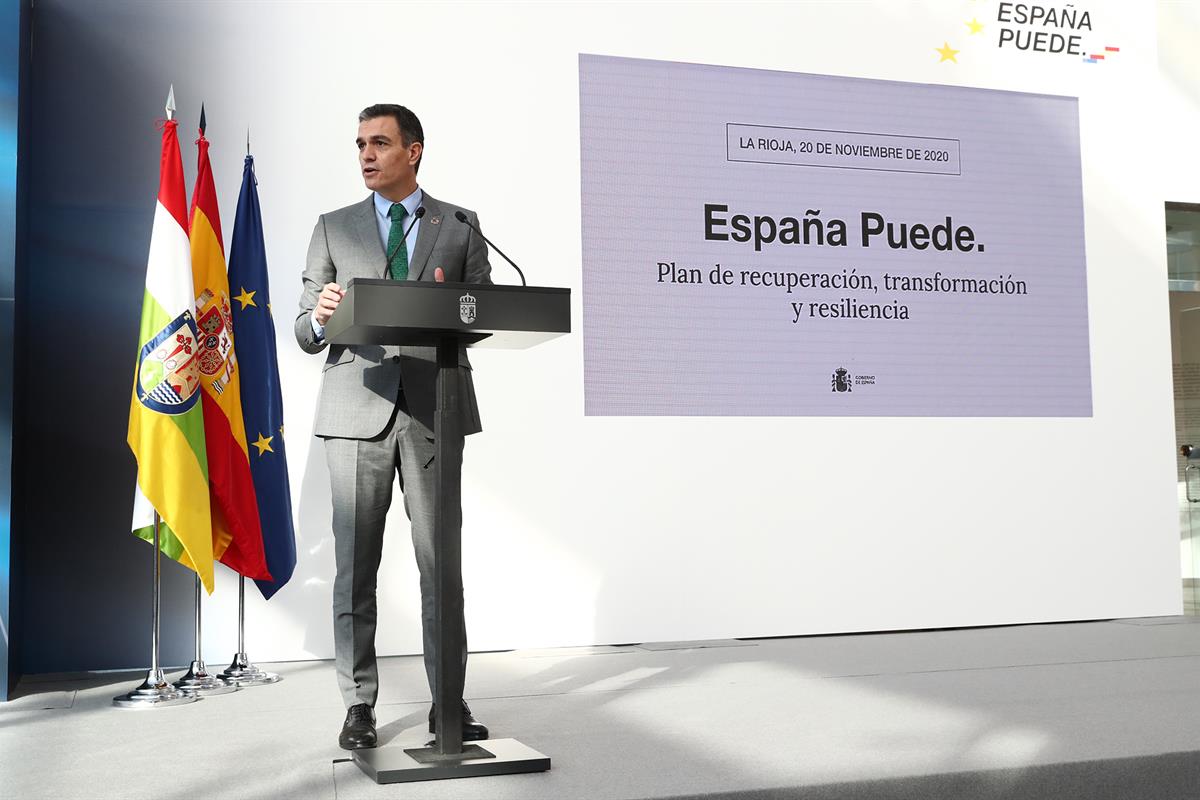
[
  {"xmin": 173, "ymin": 573, "xmax": 237, "ymax": 695},
  {"xmin": 218, "ymin": 132, "xmax": 294, "ymax": 687},
  {"xmin": 220, "ymin": 575, "xmax": 281, "ymax": 686},
  {"xmin": 113, "ymin": 512, "xmax": 197, "ymax": 708},
  {"xmin": 115, "ymin": 87, "xmax": 204, "ymax": 708}
]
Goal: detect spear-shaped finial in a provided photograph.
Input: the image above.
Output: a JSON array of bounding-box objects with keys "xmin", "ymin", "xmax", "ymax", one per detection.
[
  {"xmin": 166, "ymin": 85, "xmax": 176, "ymax": 121},
  {"xmin": 246, "ymin": 127, "xmax": 250, "ymax": 156},
  {"xmin": 199, "ymin": 103, "xmax": 206, "ymax": 136}
]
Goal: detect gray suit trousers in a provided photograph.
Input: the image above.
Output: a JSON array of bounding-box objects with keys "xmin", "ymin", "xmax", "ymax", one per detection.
[{"xmin": 324, "ymin": 395, "xmax": 467, "ymax": 709}]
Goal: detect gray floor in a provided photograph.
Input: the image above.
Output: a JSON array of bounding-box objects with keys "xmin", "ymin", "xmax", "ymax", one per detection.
[{"xmin": 5, "ymin": 618, "xmax": 1200, "ymax": 799}]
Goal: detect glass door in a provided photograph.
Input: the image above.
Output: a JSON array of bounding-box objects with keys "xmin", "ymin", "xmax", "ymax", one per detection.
[{"xmin": 1167, "ymin": 202, "xmax": 1200, "ymax": 613}]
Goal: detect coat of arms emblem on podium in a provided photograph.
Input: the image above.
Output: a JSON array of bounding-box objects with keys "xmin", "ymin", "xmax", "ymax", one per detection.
[{"xmin": 459, "ymin": 292, "xmax": 477, "ymax": 324}]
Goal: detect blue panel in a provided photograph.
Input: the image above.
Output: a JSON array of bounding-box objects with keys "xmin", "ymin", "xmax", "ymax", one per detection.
[
  {"xmin": 0, "ymin": 0, "xmax": 14, "ymax": 299},
  {"xmin": 0, "ymin": 0, "xmax": 24, "ymax": 701},
  {"xmin": 15, "ymin": 0, "xmax": 193, "ymax": 675},
  {"xmin": 0, "ymin": 300, "xmax": 11, "ymax": 700}
]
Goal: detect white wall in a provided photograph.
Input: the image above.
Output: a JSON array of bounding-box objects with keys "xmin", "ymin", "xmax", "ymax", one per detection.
[
  {"xmin": 1158, "ymin": 0, "xmax": 1200, "ymax": 581},
  {"xmin": 1160, "ymin": 0, "xmax": 1200, "ymax": 204},
  {"xmin": 109, "ymin": 0, "xmax": 1179, "ymax": 664}
]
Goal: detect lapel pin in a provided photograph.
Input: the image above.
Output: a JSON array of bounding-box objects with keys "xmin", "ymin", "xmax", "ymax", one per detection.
[{"xmin": 431, "ymin": 215, "xmax": 441, "ymax": 225}]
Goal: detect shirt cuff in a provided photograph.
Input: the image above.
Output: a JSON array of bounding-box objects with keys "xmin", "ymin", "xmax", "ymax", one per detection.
[{"xmin": 310, "ymin": 311, "xmax": 325, "ymax": 341}]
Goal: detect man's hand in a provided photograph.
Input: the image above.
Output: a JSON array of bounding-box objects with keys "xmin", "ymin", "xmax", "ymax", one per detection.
[{"xmin": 314, "ymin": 282, "xmax": 345, "ymax": 326}]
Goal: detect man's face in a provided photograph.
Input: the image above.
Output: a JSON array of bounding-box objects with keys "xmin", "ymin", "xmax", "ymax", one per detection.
[{"xmin": 356, "ymin": 116, "xmax": 421, "ymax": 199}]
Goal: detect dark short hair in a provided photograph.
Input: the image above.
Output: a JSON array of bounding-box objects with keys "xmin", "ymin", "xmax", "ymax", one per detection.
[{"xmin": 359, "ymin": 104, "xmax": 424, "ymax": 173}]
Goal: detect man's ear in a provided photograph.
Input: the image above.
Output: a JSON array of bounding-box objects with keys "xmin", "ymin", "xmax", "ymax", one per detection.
[{"xmin": 409, "ymin": 141, "xmax": 424, "ymax": 166}]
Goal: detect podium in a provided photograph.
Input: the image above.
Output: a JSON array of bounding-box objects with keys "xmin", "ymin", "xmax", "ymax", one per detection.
[{"xmin": 325, "ymin": 279, "xmax": 569, "ymax": 783}]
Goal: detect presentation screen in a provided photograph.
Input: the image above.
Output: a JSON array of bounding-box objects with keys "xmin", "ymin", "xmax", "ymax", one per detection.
[{"xmin": 580, "ymin": 54, "xmax": 1091, "ymax": 417}]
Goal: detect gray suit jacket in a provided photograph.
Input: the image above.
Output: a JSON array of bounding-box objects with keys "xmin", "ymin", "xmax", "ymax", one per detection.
[{"xmin": 294, "ymin": 192, "xmax": 493, "ymax": 439}]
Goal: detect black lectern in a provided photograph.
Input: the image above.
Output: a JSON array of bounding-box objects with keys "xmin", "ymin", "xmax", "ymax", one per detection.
[{"xmin": 325, "ymin": 278, "xmax": 569, "ymax": 784}]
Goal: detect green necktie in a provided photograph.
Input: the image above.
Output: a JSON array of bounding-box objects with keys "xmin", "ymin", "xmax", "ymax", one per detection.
[{"xmin": 386, "ymin": 202, "xmax": 410, "ymax": 281}]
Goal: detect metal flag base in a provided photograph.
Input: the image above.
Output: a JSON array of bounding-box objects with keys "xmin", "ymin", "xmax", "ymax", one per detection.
[
  {"xmin": 114, "ymin": 511, "xmax": 196, "ymax": 709},
  {"xmin": 113, "ymin": 668, "xmax": 198, "ymax": 709},
  {"xmin": 351, "ymin": 738, "xmax": 550, "ymax": 784},
  {"xmin": 220, "ymin": 576, "xmax": 281, "ymax": 686},
  {"xmin": 176, "ymin": 572, "xmax": 237, "ymax": 695},
  {"xmin": 221, "ymin": 652, "xmax": 281, "ymax": 686},
  {"xmin": 174, "ymin": 660, "xmax": 238, "ymax": 696}
]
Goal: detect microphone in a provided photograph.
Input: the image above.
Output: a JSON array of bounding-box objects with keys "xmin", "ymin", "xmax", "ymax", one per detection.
[
  {"xmin": 454, "ymin": 210, "xmax": 526, "ymax": 286},
  {"xmin": 386, "ymin": 206, "xmax": 425, "ymax": 272}
]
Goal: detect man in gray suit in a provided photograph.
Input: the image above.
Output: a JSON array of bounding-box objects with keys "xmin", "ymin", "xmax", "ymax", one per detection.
[{"xmin": 294, "ymin": 104, "xmax": 492, "ymax": 750}]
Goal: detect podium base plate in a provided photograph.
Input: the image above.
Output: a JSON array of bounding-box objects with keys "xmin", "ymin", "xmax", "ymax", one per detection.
[{"xmin": 351, "ymin": 738, "xmax": 550, "ymax": 783}]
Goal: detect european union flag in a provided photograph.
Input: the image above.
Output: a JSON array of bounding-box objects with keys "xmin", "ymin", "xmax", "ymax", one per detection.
[{"xmin": 228, "ymin": 154, "xmax": 296, "ymax": 599}]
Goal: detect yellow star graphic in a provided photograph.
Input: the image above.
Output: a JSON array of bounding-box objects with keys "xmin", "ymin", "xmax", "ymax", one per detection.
[
  {"xmin": 966, "ymin": 18, "xmax": 984, "ymax": 35},
  {"xmin": 252, "ymin": 432, "xmax": 274, "ymax": 456},
  {"xmin": 937, "ymin": 42, "xmax": 960, "ymax": 63},
  {"xmin": 279, "ymin": 424, "xmax": 285, "ymax": 438},
  {"xmin": 234, "ymin": 287, "xmax": 257, "ymax": 310}
]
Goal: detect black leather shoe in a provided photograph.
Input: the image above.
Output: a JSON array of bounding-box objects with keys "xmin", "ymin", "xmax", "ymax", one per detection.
[
  {"xmin": 428, "ymin": 700, "xmax": 490, "ymax": 741},
  {"xmin": 339, "ymin": 703, "xmax": 378, "ymax": 750}
]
